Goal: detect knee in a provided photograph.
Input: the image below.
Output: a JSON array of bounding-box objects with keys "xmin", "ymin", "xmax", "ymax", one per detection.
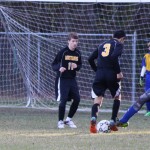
[
  {"xmin": 92, "ymin": 103, "xmax": 100, "ymax": 110},
  {"xmin": 94, "ymin": 96, "xmax": 103, "ymax": 106},
  {"xmin": 133, "ymin": 93, "xmax": 149, "ymax": 111},
  {"xmin": 59, "ymin": 101, "xmax": 66, "ymax": 108},
  {"xmin": 114, "ymin": 98, "xmax": 121, "ymax": 102},
  {"xmin": 73, "ymin": 98, "xmax": 80, "ymax": 105},
  {"xmin": 140, "ymin": 92, "xmax": 150, "ymax": 103},
  {"xmin": 114, "ymin": 95, "xmax": 121, "ymax": 101}
]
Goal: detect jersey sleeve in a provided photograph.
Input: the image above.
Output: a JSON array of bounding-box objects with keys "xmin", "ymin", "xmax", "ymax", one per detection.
[
  {"xmin": 140, "ymin": 66, "xmax": 146, "ymax": 77},
  {"xmin": 75, "ymin": 51, "xmax": 82, "ymax": 71},
  {"xmin": 112, "ymin": 58, "xmax": 121, "ymax": 74},
  {"xmin": 110, "ymin": 43, "xmax": 123, "ymax": 73},
  {"xmin": 141, "ymin": 56, "xmax": 146, "ymax": 67},
  {"xmin": 111, "ymin": 43, "xmax": 123, "ymax": 59},
  {"xmin": 140, "ymin": 55, "xmax": 146, "ymax": 77},
  {"xmin": 51, "ymin": 50, "xmax": 62, "ymax": 71},
  {"xmin": 88, "ymin": 48, "xmax": 98, "ymax": 72}
]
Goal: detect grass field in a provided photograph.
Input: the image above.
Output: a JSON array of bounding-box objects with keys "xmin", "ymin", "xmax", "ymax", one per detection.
[{"xmin": 0, "ymin": 107, "xmax": 150, "ymax": 150}]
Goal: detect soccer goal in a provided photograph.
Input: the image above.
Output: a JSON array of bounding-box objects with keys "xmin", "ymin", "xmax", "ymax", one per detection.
[{"xmin": 0, "ymin": 0, "xmax": 149, "ymax": 110}]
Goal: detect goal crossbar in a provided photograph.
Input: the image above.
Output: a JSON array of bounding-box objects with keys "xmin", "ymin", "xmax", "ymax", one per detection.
[{"xmin": 1, "ymin": 0, "xmax": 150, "ymax": 3}]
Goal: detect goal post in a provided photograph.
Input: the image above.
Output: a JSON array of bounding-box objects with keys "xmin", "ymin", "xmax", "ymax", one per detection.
[{"xmin": 0, "ymin": 0, "xmax": 149, "ymax": 111}]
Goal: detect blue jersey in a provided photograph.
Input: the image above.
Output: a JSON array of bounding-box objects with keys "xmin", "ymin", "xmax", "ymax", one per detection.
[
  {"xmin": 142, "ymin": 53, "xmax": 150, "ymax": 74},
  {"xmin": 142, "ymin": 52, "xmax": 150, "ymax": 90}
]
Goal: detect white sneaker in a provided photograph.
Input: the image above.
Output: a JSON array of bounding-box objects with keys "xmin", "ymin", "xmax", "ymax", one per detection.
[
  {"xmin": 64, "ymin": 120, "xmax": 77, "ymax": 128},
  {"xmin": 58, "ymin": 120, "xmax": 64, "ymax": 129}
]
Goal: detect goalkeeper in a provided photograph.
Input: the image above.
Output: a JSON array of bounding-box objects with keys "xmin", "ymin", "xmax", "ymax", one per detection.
[
  {"xmin": 139, "ymin": 41, "xmax": 150, "ymax": 116},
  {"xmin": 115, "ymin": 88, "xmax": 150, "ymax": 128}
]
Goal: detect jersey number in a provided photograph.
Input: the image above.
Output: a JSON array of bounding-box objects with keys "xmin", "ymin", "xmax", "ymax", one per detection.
[
  {"xmin": 68, "ymin": 62, "xmax": 73, "ymax": 70},
  {"xmin": 102, "ymin": 43, "xmax": 111, "ymax": 57}
]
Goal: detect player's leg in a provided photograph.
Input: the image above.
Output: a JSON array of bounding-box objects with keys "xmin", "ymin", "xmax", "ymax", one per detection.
[
  {"xmin": 65, "ymin": 79, "xmax": 80, "ymax": 128},
  {"xmin": 67, "ymin": 92, "xmax": 72, "ymax": 101},
  {"xmin": 89, "ymin": 70, "xmax": 106, "ymax": 133},
  {"xmin": 110, "ymin": 97, "xmax": 121, "ymax": 131},
  {"xmin": 145, "ymin": 102, "xmax": 150, "ymax": 116},
  {"xmin": 111, "ymin": 83, "xmax": 121, "ymax": 123},
  {"xmin": 107, "ymin": 71, "xmax": 121, "ymax": 131},
  {"xmin": 117, "ymin": 88, "xmax": 150, "ymax": 127},
  {"xmin": 90, "ymin": 96, "xmax": 103, "ymax": 133},
  {"xmin": 144, "ymin": 75, "xmax": 150, "ymax": 116},
  {"xmin": 54, "ymin": 76, "xmax": 59, "ymax": 101},
  {"xmin": 90, "ymin": 76, "xmax": 105, "ymax": 133},
  {"xmin": 58, "ymin": 78, "xmax": 70, "ymax": 129}
]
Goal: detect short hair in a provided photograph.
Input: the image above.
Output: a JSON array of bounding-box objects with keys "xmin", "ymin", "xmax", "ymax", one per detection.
[
  {"xmin": 68, "ymin": 32, "xmax": 78, "ymax": 40},
  {"xmin": 113, "ymin": 30, "xmax": 126, "ymax": 39}
]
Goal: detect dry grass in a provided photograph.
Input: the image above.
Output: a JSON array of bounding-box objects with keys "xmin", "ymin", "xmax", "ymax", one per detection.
[{"xmin": 0, "ymin": 107, "xmax": 150, "ymax": 150}]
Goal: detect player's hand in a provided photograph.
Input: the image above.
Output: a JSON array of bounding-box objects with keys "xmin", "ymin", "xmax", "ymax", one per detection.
[
  {"xmin": 139, "ymin": 76, "xmax": 144, "ymax": 87},
  {"xmin": 117, "ymin": 72, "xmax": 123, "ymax": 80},
  {"xmin": 71, "ymin": 63, "xmax": 77, "ymax": 70},
  {"xmin": 59, "ymin": 67, "xmax": 66, "ymax": 73}
]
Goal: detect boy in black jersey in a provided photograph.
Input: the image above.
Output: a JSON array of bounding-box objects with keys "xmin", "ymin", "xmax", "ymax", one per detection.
[
  {"xmin": 88, "ymin": 30, "xmax": 126, "ymax": 133},
  {"xmin": 52, "ymin": 32, "xmax": 82, "ymax": 129}
]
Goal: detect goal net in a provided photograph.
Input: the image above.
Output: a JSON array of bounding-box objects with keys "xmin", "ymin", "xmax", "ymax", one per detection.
[{"xmin": 0, "ymin": 1, "xmax": 149, "ymax": 111}]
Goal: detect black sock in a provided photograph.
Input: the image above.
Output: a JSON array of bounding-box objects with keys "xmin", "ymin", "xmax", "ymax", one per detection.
[
  {"xmin": 111, "ymin": 99, "xmax": 120, "ymax": 122},
  {"xmin": 68, "ymin": 100, "xmax": 80, "ymax": 118},
  {"xmin": 91, "ymin": 103, "xmax": 100, "ymax": 119}
]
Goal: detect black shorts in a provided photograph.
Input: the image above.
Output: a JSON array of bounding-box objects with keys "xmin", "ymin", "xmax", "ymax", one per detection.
[{"xmin": 92, "ymin": 69, "xmax": 120, "ymax": 98}]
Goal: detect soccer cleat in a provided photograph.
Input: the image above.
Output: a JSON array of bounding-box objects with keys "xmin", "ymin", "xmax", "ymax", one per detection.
[
  {"xmin": 116, "ymin": 121, "xmax": 129, "ymax": 128},
  {"xmin": 58, "ymin": 120, "xmax": 65, "ymax": 129},
  {"xmin": 90, "ymin": 117, "xmax": 97, "ymax": 133},
  {"xmin": 64, "ymin": 120, "xmax": 77, "ymax": 128},
  {"xmin": 144, "ymin": 111, "xmax": 150, "ymax": 116},
  {"xmin": 109, "ymin": 120, "xmax": 118, "ymax": 131}
]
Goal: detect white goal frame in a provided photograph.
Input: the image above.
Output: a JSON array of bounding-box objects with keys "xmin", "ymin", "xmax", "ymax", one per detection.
[
  {"xmin": 1, "ymin": 0, "xmax": 148, "ymax": 111},
  {"xmin": 1, "ymin": 0, "xmax": 150, "ymax": 3},
  {"xmin": 0, "ymin": 31, "xmax": 137, "ymax": 107}
]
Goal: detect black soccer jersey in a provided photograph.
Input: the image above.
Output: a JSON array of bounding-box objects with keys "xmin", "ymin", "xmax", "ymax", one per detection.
[
  {"xmin": 88, "ymin": 39, "xmax": 123, "ymax": 73},
  {"xmin": 52, "ymin": 46, "xmax": 82, "ymax": 78}
]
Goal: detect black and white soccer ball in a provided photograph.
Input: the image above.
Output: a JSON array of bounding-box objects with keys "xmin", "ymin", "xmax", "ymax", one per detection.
[{"xmin": 97, "ymin": 120, "xmax": 111, "ymax": 133}]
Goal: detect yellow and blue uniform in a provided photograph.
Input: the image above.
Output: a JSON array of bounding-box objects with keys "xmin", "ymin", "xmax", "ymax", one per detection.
[
  {"xmin": 118, "ymin": 43, "xmax": 150, "ymax": 124},
  {"xmin": 141, "ymin": 52, "xmax": 150, "ymax": 111}
]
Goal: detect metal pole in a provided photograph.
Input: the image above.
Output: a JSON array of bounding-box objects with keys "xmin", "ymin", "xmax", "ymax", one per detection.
[
  {"xmin": 131, "ymin": 31, "xmax": 137, "ymax": 104},
  {"xmin": 37, "ymin": 38, "xmax": 41, "ymax": 93}
]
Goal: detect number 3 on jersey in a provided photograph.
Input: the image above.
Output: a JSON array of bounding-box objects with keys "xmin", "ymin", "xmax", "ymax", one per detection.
[{"xmin": 102, "ymin": 43, "xmax": 111, "ymax": 57}]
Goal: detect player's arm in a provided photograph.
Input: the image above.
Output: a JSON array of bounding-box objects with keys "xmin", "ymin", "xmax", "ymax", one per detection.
[
  {"xmin": 117, "ymin": 72, "xmax": 123, "ymax": 80},
  {"xmin": 139, "ymin": 57, "xmax": 146, "ymax": 86},
  {"xmin": 88, "ymin": 48, "xmax": 98, "ymax": 72},
  {"xmin": 51, "ymin": 50, "xmax": 62, "ymax": 71},
  {"xmin": 111, "ymin": 43, "xmax": 123, "ymax": 58},
  {"xmin": 114, "ymin": 59, "xmax": 123, "ymax": 81},
  {"xmin": 140, "ymin": 57, "xmax": 146, "ymax": 77},
  {"xmin": 74, "ymin": 51, "xmax": 82, "ymax": 71},
  {"xmin": 111, "ymin": 44, "xmax": 123, "ymax": 74},
  {"xmin": 113, "ymin": 57, "xmax": 121, "ymax": 74}
]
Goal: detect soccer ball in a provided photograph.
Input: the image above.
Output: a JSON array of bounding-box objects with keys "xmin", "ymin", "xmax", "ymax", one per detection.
[{"xmin": 96, "ymin": 120, "xmax": 111, "ymax": 133}]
